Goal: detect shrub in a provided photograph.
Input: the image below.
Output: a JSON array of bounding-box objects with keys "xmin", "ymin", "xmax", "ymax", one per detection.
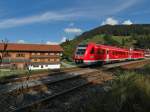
[{"xmin": 102, "ymin": 72, "xmax": 150, "ymax": 112}]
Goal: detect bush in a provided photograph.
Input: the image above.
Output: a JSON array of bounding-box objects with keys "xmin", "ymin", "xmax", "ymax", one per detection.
[{"xmin": 102, "ymin": 72, "xmax": 150, "ymax": 112}]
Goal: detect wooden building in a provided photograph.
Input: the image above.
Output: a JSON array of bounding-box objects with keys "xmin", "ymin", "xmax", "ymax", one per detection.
[{"xmin": 0, "ymin": 43, "xmax": 63, "ymax": 70}]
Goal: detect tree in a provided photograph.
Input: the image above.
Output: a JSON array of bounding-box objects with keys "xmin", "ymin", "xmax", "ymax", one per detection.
[
  {"xmin": 0, "ymin": 39, "xmax": 8, "ymax": 66},
  {"xmin": 103, "ymin": 34, "xmax": 120, "ymax": 46}
]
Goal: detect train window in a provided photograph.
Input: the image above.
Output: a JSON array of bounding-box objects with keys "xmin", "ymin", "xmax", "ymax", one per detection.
[
  {"xmin": 119, "ymin": 52, "xmax": 121, "ymax": 55},
  {"xmin": 76, "ymin": 49, "xmax": 86, "ymax": 55},
  {"xmin": 112, "ymin": 51, "xmax": 115, "ymax": 55},
  {"xmin": 97, "ymin": 49, "xmax": 104, "ymax": 54},
  {"xmin": 103, "ymin": 50, "xmax": 105, "ymax": 54},
  {"xmin": 117, "ymin": 52, "xmax": 120, "ymax": 55},
  {"xmin": 106, "ymin": 50, "xmax": 109, "ymax": 54},
  {"xmin": 90, "ymin": 48, "xmax": 95, "ymax": 54},
  {"xmin": 112, "ymin": 52, "xmax": 114, "ymax": 55},
  {"xmin": 109, "ymin": 51, "xmax": 112, "ymax": 55},
  {"xmin": 115, "ymin": 52, "xmax": 117, "ymax": 55},
  {"xmin": 97, "ymin": 49, "xmax": 100, "ymax": 54}
]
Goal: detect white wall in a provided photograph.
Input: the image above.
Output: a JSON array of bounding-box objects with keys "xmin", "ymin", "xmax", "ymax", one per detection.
[{"xmin": 28, "ymin": 64, "xmax": 60, "ymax": 70}]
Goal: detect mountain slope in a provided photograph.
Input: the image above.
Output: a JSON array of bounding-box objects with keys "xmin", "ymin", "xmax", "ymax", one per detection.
[
  {"xmin": 76, "ymin": 24, "xmax": 150, "ymax": 40},
  {"xmin": 61, "ymin": 24, "xmax": 150, "ymax": 60}
]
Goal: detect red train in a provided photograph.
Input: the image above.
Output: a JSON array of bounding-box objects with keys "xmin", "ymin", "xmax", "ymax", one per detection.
[{"xmin": 74, "ymin": 43, "xmax": 144, "ymax": 65}]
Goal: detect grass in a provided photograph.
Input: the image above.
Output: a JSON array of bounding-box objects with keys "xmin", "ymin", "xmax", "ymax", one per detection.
[
  {"xmin": 104, "ymin": 72, "xmax": 150, "ymax": 112},
  {"xmin": 0, "ymin": 62, "xmax": 78, "ymax": 81},
  {"xmin": 85, "ymin": 64, "xmax": 150, "ymax": 112},
  {"xmin": 0, "ymin": 69, "xmax": 27, "ymax": 78},
  {"xmin": 81, "ymin": 34, "xmax": 134, "ymax": 47},
  {"xmin": 0, "ymin": 69, "xmax": 53, "ymax": 81},
  {"xmin": 62, "ymin": 59, "xmax": 76, "ymax": 65}
]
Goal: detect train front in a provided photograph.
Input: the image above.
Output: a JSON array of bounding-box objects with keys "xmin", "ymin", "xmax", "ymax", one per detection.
[{"xmin": 74, "ymin": 44, "xmax": 87, "ymax": 64}]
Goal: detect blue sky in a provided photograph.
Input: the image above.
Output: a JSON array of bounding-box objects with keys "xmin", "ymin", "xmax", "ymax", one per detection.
[{"xmin": 0, "ymin": 0, "xmax": 149, "ymax": 44}]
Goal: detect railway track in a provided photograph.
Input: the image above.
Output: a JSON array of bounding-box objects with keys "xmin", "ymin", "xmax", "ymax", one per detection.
[
  {"xmin": 1, "ymin": 70, "xmax": 111, "ymax": 112},
  {"xmin": 0, "ymin": 59, "xmax": 149, "ymax": 112},
  {"xmin": 0, "ymin": 67, "xmax": 97, "ymax": 95},
  {"xmin": 0, "ymin": 59, "xmax": 148, "ymax": 96},
  {"xmin": 102, "ymin": 59, "xmax": 149, "ymax": 69},
  {"xmin": 0, "ymin": 67, "xmax": 84, "ymax": 84},
  {"xmin": 1, "ymin": 59, "xmax": 148, "ymax": 84}
]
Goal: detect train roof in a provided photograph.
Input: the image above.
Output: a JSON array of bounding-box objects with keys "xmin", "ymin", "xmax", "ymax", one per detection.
[
  {"xmin": 80, "ymin": 43, "xmax": 144, "ymax": 53},
  {"xmin": 91, "ymin": 43, "xmax": 129, "ymax": 52},
  {"xmin": 130, "ymin": 50, "xmax": 144, "ymax": 53}
]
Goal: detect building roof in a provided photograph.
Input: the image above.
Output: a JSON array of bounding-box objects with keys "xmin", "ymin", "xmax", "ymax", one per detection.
[{"xmin": 0, "ymin": 43, "xmax": 63, "ymax": 52}]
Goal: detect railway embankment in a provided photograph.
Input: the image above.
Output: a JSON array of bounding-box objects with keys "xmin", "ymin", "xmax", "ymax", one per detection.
[
  {"xmin": 0, "ymin": 59, "xmax": 149, "ymax": 112},
  {"xmin": 30, "ymin": 60, "xmax": 150, "ymax": 112},
  {"xmin": 58, "ymin": 60, "xmax": 150, "ymax": 112}
]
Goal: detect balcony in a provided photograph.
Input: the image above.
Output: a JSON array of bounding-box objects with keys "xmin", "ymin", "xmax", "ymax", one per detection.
[
  {"xmin": 30, "ymin": 55, "xmax": 59, "ymax": 58},
  {"xmin": 1, "ymin": 58, "xmax": 31, "ymax": 63}
]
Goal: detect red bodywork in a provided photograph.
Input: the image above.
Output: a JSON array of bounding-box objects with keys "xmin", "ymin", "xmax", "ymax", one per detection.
[{"xmin": 74, "ymin": 43, "xmax": 144, "ymax": 65}]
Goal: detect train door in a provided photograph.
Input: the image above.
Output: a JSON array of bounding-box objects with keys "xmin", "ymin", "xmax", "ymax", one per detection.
[
  {"xmin": 106, "ymin": 49, "xmax": 109, "ymax": 62},
  {"xmin": 129, "ymin": 48, "xmax": 132, "ymax": 60},
  {"xmin": 97, "ymin": 48, "xmax": 101, "ymax": 60}
]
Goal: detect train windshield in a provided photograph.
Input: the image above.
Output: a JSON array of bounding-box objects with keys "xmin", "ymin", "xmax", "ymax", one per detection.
[{"xmin": 76, "ymin": 45, "xmax": 87, "ymax": 55}]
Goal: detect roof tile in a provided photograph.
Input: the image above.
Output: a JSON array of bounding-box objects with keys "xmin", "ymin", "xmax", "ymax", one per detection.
[{"xmin": 0, "ymin": 43, "xmax": 63, "ymax": 52}]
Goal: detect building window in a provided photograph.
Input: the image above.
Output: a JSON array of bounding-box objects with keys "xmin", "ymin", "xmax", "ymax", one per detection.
[
  {"xmin": 32, "ymin": 53, "xmax": 38, "ymax": 55},
  {"xmin": 40, "ymin": 53, "xmax": 45, "ymax": 55},
  {"xmin": 32, "ymin": 53, "xmax": 35, "ymax": 55},
  {"xmin": 40, "ymin": 59, "xmax": 45, "ymax": 62},
  {"xmin": 3, "ymin": 52, "xmax": 11, "ymax": 57},
  {"xmin": 56, "ymin": 53, "xmax": 60, "ymax": 56},
  {"xmin": 56, "ymin": 59, "xmax": 60, "ymax": 62},
  {"xmin": 50, "ymin": 59, "xmax": 55, "ymax": 62},
  {"xmin": 49, "ymin": 53, "xmax": 54, "ymax": 55},
  {"xmin": 16, "ymin": 53, "xmax": 25, "ymax": 57},
  {"xmin": 33, "ymin": 59, "xmax": 37, "ymax": 62}
]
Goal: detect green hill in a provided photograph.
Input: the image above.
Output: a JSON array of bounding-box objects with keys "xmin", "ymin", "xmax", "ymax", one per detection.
[{"xmin": 61, "ymin": 24, "xmax": 150, "ymax": 60}]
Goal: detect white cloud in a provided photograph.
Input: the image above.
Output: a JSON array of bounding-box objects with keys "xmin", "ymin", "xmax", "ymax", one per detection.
[
  {"xmin": 46, "ymin": 37, "xmax": 67, "ymax": 45},
  {"xmin": 61, "ymin": 37, "xmax": 67, "ymax": 43},
  {"xmin": 122, "ymin": 20, "xmax": 133, "ymax": 25},
  {"xmin": 101, "ymin": 17, "xmax": 119, "ymax": 25},
  {"xmin": 0, "ymin": 11, "xmax": 78, "ymax": 29},
  {"xmin": 46, "ymin": 41, "xmax": 59, "ymax": 45},
  {"xmin": 0, "ymin": 0, "xmax": 139, "ymax": 29},
  {"xmin": 64, "ymin": 27, "xmax": 83, "ymax": 34},
  {"xmin": 17, "ymin": 40, "xmax": 26, "ymax": 43}
]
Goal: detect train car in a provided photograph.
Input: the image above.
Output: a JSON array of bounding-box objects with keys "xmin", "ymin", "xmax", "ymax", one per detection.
[
  {"xmin": 74, "ymin": 43, "xmax": 144, "ymax": 65},
  {"xmin": 130, "ymin": 50, "xmax": 144, "ymax": 59},
  {"xmin": 144, "ymin": 49, "xmax": 150, "ymax": 57}
]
